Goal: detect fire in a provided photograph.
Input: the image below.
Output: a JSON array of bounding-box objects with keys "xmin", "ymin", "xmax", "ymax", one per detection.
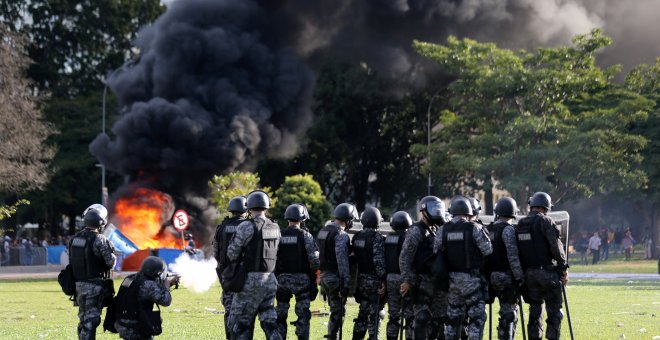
[{"xmin": 112, "ymin": 187, "xmax": 181, "ymax": 249}]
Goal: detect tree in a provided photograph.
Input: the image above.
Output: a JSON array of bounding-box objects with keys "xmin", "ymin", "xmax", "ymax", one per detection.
[
  {"xmin": 0, "ymin": 25, "xmax": 55, "ymax": 192},
  {"xmin": 413, "ymin": 29, "xmax": 648, "ymax": 211},
  {"xmin": 1, "ymin": 1, "xmax": 163, "ymax": 232},
  {"xmin": 0, "ymin": 199, "xmax": 29, "ymax": 220},
  {"xmin": 270, "ymin": 174, "xmax": 332, "ymax": 234},
  {"xmin": 625, "ymin": 58, "xmax": 660, "ymax": 257},
  {"xmin": 208, "ymin": 171, "xmax": 275, "ymax": 221},
  {"xmin": 266, "ymin": 62, "xmax": 427, "ymax": 211},
  {"xmin": 3, "ymin": 0, "xmax": 165, "ymax": 98}
]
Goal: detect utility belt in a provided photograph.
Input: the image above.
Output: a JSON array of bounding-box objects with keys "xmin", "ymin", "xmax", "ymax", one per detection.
[{"xmin": 525, "ymin": 264, "xmax": 556, "ymax": 271}]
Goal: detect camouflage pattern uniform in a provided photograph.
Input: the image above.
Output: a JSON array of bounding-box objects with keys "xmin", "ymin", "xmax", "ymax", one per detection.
[
  {"xmin": 385, "ymin": 273, "xmax": 413, "ymax": 340},
  {"xmin": 352, "ymin": 227, "xmax": 386, "ymax": 339},
  {"xmin": 434, "ymin": 217, "xmax": 492, "ymax": 340},
  {"xmin": 317, "ymin": 223, "xmax": 351, "ymax": 340},
  {"xmin": 70, "ymin": 229, "xmax": 116, "ymax": 340},
  {"xmin": 213, "ymin": 215, "xmax": 245, "ymax": 338},
  {"xmin": 485, "ymin": 221, "xmax": 524, "ymax": 340},
  {"xmin": 115, "ymin": 274, "xmax": 172, "ymax": 340},
  {"xmin": 400, "ymin": 221, "xmax": 447, "ymax": 339},
  {"xmin": 515, "ymin": 211, "xmax": 567, "ymax": 340},
  {"xmin": 275, "ymin": 226, "xmax": 320, "ymax": 340},
  {"xmin": 227, "ymin": 214, "xmax": 282, "ymax": 340}
]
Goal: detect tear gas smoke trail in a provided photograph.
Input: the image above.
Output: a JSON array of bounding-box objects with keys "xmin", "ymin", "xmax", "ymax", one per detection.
[{"xmin": 169, "ymin": 254, "xmax": 218, "ymax": 293}]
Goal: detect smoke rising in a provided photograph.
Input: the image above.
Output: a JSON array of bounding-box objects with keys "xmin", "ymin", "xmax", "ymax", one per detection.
[
  {"xmin": 90, "ymin": 0, "xmax": 314, "ymax": 247},
  {"xmin": 91, "ymin": 0, "xmax": 659, "ymax": 248},
  {"xmin": 169, "ymin": 254, "xmax": 218, "ymax": 293}
]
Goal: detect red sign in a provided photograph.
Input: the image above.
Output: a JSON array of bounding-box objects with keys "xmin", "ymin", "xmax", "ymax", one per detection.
[{"xmin": 172, "ymin": 209, "xmax": 189, "ymax": 231}]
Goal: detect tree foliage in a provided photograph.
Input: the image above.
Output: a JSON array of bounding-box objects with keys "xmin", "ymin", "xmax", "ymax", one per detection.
[
  {"xmin": 0, "ymin": 25, "xmax": 55, "ymax": 192},
  {"xmin": 0, "ymin": 199, "xmax": 29, "ymax": 220},
  {"xmin": 208, "ymin": 171, "xmax": 275, "ymax": 221},
  {"xmin": 271, "ymin": 174, "xmax": 332, "ymax": 234},
  {"xmin": 277, "ymin": 62, "xmax": 427, "ymax": 211},
  {"xmin": 413, "ymin": 29, "xmax": 649, "ymax": 207}
]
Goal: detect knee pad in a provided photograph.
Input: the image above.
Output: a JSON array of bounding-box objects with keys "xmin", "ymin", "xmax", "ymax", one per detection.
[{"xmin": 90, "ymin": 315, "xmax": 101, "ymax": 328}]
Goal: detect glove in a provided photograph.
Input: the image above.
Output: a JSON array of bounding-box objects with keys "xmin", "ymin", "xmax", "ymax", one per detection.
[{"xmin": 515, "ymin": 278, "xmax": 525, "ymax": 289}]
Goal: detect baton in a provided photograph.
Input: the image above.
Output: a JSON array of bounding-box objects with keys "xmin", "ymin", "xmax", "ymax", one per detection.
[
  {"xmin": 562, "ymin": 284, "xmax": 575, "ymax": 340},
  {"xmin": 399, "ymin": 295, "xmax": 405, "ymax": 340},
  {"xmin": 518, "ymin": 296, "xmax": 526, "ymax": 340}
]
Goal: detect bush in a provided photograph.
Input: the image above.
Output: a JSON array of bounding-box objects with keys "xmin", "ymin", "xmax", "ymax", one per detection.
[{"xmin": 271, "ymin": 174, "xmax": 332, "ymax": 234}]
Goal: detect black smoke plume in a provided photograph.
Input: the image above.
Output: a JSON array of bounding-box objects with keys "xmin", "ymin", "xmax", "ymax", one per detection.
[
  {"xmin": 92, "ymin": 0, "xmax": 659, "ymax": 247},
  {"xmin": 90, "ymin": 0, "xmax": 314, "ymax": 247}
]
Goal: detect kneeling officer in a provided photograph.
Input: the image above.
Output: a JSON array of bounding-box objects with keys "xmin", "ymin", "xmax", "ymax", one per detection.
[{"xmin": 115, "ymin": 256, "xmax": 178, "ymax": 339}]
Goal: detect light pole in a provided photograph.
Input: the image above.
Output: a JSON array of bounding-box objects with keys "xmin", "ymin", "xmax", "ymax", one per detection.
[
  {"xmin": 99, "ymin": 81, "xmax": 108, "ymax": 207},
  {"xmin": 426, "ymin": 91, "xmax": 441, "ymax": 196}
]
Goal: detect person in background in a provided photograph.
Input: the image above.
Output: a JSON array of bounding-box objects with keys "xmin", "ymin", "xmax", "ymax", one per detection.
[
  {"xmin": 622, "ymin": 230, "xmax": 635, "ymax": 261},
  {"xmin": 575, "ymin": 232, "xmax": 589, "ymax": 265},
  {"xmin": 613, "ymin": 228, "xmax": 623, "ymax": 255},
  {"xmin": 588, "ymin": 231, "xmax": 601, "ymax": 265},
  {"xmin": 600, "ymin": 228, "xmax": 610, "ymax": 261}
]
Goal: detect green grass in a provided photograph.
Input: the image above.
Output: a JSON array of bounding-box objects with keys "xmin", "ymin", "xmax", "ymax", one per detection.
[
  {"xmin": 568, "ymin": 245, "xmax": 659, "ymax": 274},
  {"xmin": 0, "ymin": 278, "xmax": 659, "ymax": 339}
]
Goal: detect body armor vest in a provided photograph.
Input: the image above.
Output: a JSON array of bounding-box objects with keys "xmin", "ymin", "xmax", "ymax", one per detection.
[
  {"xmin": 214, "ymin": 217, "xmax": 243, "ymax": 263},
  {"xmin": 485, "ymin": 221, "xmax": 511, "ymax": 273},
  {"xmin": 516, "ymin": 215, "xmax": 553, "ymax": 269},
  {"xmin": 116, "ymin": 274, "xmax": 153, "ymax": 321},
  {"xmin": 70, "ymin": 229, "xmax": 109, "ymax": 280},
  {"xmin": 412, "ymin": 222, "xmax": 435, "ymax": 275},
  {"xmin": 353, "ymin": 229, "xmax": 376, "ymax": 275},
  {"xmin": 245, "ymin": 218, "xmax": 280, "ymax": 273},
  {"xmin": 443, "ymin": 220, "xmax": 482, "ymax": 272},
  {"xmin": 317, "ymin": 224, "xmax": 339, "ymax": 271},
  {"xmin": 277, "ymin": 227, "xmax": 309, "ymax": 274},
  {"xmin": 385, "ymin": 230, "xmax": 406, "ymax": 274}
]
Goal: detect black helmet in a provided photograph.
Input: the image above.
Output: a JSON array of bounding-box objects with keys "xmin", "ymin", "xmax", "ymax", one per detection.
[
  {"xmin": 469, "ymin": 197, "xmax": 482, "ymax": 216},
  {"xmin": 360, "ymin": 207, "xmax": 382, "ymax": 228},
  {"xmin": 494, "ymin": 197, "xmax": 518, "ymax": 218},
  {"xmin": 390, "ymin": 211, "xmax": 412, "ymax": 230},
  {"xmin": 333, "ymin": 203, "xmax": 358, "ymax": 222},
  {"xmin": 83, "ymin": 211, "xmax": 104, "ymax": 229},
  {"xmin": 228, "ymin": 196, "xmax": 247, "ymax": 213},
  {"xmin": 83, "ymin": 204, "xmax": 108, "ymax": 227},
  {"xmin": 418, "ymin": 196, "xmax": 446, "ymax": 225},
  {"xmin": 246, "ymin": 190, "xmax": 270, "ymax": 209},
  {"xmin": 449, "ymin": 196, "xmax": 473, "ymax": 216},
  {"xmin": 140, "ymin": 256, "xmax": 166, "ymax": 279},
  {"xmin": 529, "ymin": 192, "xmax": 552, "ymax": 210},
  {"xmin": 285, "ymin": 203, "xmax": 308, "ymax": 221}
]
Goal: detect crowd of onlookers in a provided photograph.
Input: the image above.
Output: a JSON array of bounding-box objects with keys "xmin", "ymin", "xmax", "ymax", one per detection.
[
  {"xmin": 0, "ymin": 234, "xmax": 72, "ymax": 266},
  {"xmin": 572, "ymin": 227, "xmax": 655, "ymax": 265}
]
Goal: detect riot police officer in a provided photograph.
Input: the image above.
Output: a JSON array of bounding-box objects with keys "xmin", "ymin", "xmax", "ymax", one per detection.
[
  {"xmin": 213, "ymin": 196, "xmax": 248, "ymax": 338},
  {"xmin": 69, "ymin": 204, "xmax": 116, "ymax": 340},
  {"xmin": 435, "ymin": 196, "xmax": 492, "ymax": 339},
  {"xmin": 226, "ymin": 190, "xmax": 282, "ymax": 340},
  {"xmin": 317, "ymin": 203, "xmax": 357, "ymax": 340},
  {"xmin": 399, "ymin": 196, "xmax": 448, "ymax": 339},
  {"xmin": 484, "ymin": 197, "xmax": 524, "ymax": 340},
  {"xmin": 114, "ymin": 256, "xmax": 178, "ymax": 339},
  {"xmin": 515, "ymin": 192, "xmax": 568, "ymax": 340},
  {"xmin": 352, "ymin": 207, "xmax": 387, "ymax": 339},
  {"xmin": 275, "ymin": 203, "xmax": 320, "ymax": 340},
  {"xmin": 385, "ymin": 211, "xmax": 414, "ymax": 340}
]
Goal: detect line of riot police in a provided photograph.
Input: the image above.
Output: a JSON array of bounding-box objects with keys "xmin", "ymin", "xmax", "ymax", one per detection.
[{"xmin": 213, "ymin": 190, "xmax": 570, "ymax": 340}]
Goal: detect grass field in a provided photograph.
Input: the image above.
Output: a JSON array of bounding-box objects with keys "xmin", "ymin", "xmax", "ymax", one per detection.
[
  {"xmin": 568, "ymin": 246, "xmax": 659, "ymax": 274},
  {"xmin": 1, "ymin": 277, "xmax": 659, "ymax": 339}
]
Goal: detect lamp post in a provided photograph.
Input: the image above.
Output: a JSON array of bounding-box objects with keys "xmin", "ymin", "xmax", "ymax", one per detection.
[
  {"xmin": 99, "ymin": 81, "xmax": 108, "ymax": 207},
  {"xmin": 426, "ymin": 91, "xmax": 441, "ymax": 196}
]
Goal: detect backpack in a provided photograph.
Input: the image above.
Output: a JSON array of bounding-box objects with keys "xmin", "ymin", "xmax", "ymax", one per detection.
[{"xmin": 57, "ymin": 264, "xmax": 76, "ymax": 296}]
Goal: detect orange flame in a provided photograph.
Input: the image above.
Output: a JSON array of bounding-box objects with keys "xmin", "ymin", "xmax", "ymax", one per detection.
[{"xmin": 112, "ymin": 187, "xmax": 182, "ymax": 249}]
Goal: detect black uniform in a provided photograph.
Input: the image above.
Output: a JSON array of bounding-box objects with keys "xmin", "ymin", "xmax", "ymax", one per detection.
[
  {"xmin": 516, "ymin": 211, "xmax": 567, "ymax": 340},
  {"xmin": 213, "ymin": 215, "xmax": 245, "ymax": 337}
]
